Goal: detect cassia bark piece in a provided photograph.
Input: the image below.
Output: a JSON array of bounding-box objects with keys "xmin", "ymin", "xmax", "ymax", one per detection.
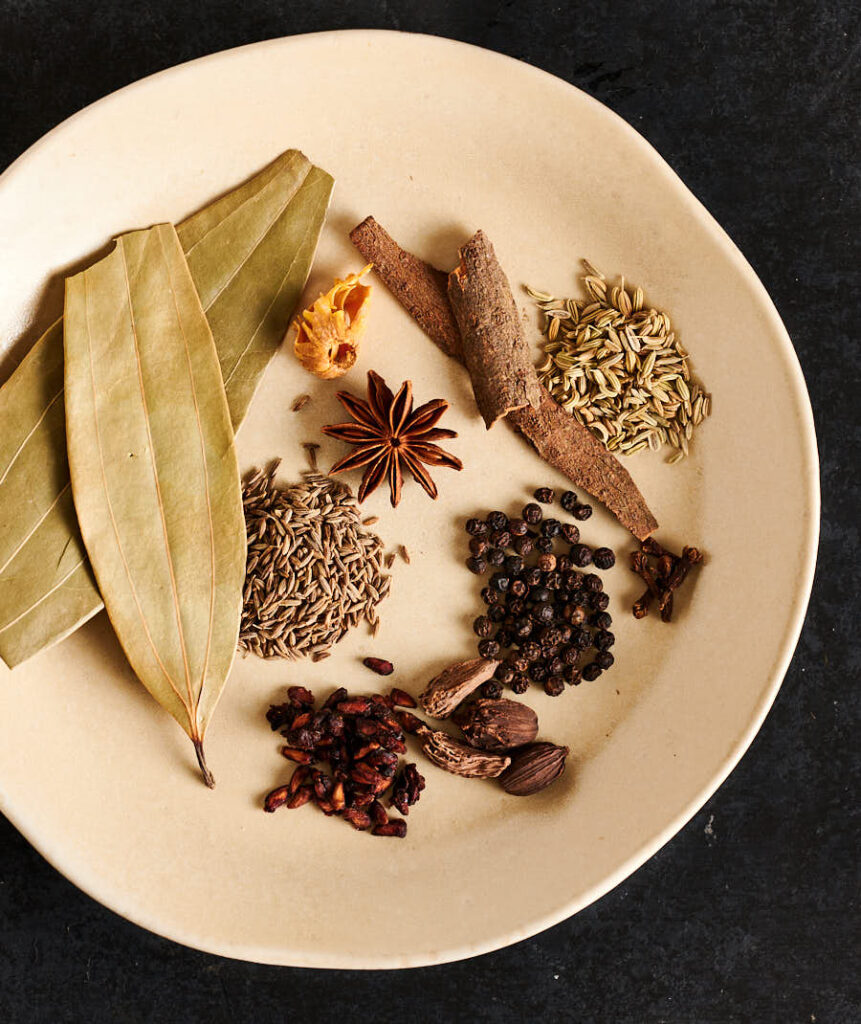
[{"xmin": 447, "ymin": 230, "xmax": 543, "ymax": 428}]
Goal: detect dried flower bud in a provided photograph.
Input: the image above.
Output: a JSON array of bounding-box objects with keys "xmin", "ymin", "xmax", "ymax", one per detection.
[
  {"xmin": 421, "ymin": 731, "xmax": 511, "ymax": 778},
  {"xmin": 419, "ymin": 657, "xmax": 501, "ymax": 718},
  {"xmin": 292, "ymin": 265, "xmax": 372, "ymax": 379},
  {"xmin": 499, "ymin": 742, "xmax": 569, "ymax": 796},
  {"xmin": 453, "ymin": 698, "xmax": 539, "ymax": 753}
]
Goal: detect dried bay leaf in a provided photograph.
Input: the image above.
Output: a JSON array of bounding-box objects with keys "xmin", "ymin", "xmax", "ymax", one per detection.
[
  {"xmin": 0, "ymin": 150, "xmax": 333, "ymax": 668},
  {"xmin": 64, "ymin": 224, "xmax": 246, "ymax": 785},
  {"xmin": 0, "ymin": 320, "xmax": 100, "ymax": 666}
]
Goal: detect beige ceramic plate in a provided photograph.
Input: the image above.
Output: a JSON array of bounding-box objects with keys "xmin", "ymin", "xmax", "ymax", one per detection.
[{"xmin": 0, "ymin": 31, "xmax": 818, "ymax": 967}]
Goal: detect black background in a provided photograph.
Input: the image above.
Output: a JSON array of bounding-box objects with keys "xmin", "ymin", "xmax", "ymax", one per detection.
[{"xmin": 1, "ymin": 2, "xmax": 858, "ymax": 1022}]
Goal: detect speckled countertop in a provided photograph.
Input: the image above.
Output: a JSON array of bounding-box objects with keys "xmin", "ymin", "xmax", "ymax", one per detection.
[{"xmin": 1, "ymin": 1, "xmax": 858, "ymax": 1021}]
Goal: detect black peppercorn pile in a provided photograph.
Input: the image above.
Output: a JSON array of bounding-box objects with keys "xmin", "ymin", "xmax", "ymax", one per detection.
[{"xmin": 465, "ymin": 488, "xmax": 616, "ymax": 697}]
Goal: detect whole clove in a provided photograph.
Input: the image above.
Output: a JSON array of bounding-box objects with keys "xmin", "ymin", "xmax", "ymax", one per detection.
[{"xmin": 631, "ymin": 540, "xmax": 704, "ymax": 623}]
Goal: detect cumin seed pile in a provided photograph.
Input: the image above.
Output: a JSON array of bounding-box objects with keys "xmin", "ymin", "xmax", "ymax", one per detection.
[
  {"xmin": 240, "ymin": 463, "xmax": 391, "ymax": 660},
  {"xmin": 531, "ymin": 262, "xmax": 711, "ymax": 464}
]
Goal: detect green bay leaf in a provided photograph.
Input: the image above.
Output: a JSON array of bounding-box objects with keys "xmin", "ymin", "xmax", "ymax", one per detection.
[
  {"xmin": 0, "ymin": 150, "xmax": 333, "ymax": 668},
  {"xmin": 64, "ymin": 224, "xmax": 246, "ymax": 784}
]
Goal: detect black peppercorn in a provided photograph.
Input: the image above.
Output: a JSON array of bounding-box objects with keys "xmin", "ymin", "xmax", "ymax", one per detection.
[
  {"xmin": 592, "ymin": 546, "xmax": 616, "ymax": 569},
  {"xmin": 564, "ymin": 664, "xmax": 582, "ymax": 685},
  {"xmin": 541, "ymin": 518, "xmax": 562, "ymax": 538},
  {"xmin": 490, "ymin": 572, "xmax": 510, "ymax": 592},
  {"xmin": 480, "ymin": 586, "xmax": 496, "ymax": 605},
  {"xmin": 590, "ymin": 591, "xmax": 610, "ymax": 611},
  {"xmin": 544, "ymin": 676, "xmax": 565, "ymax": 696},
  {"xmin": 557, "ymin": 555, "xmax": 572, "ymax": 573},
  {"xmin": 563, "ymin": 604, "xmax": 586, "ymax": 625},
  {"xmin": 490, "ymin": 529, "xmax": 511, "ymax": 549},
  {"xmin": 549, "ymin": 656, "xmax": 565, "ymax": 676},
  {"xmin": 511, "ymin": 673, "xmax": 530, "ymax": 694},
  {"xmin": 507, "ymin": 597, "xmax": 525, "ymax": 616},
  {"xmin": 525, "ymin": 567, "xmax": 543, "ymax": 587},
  {"xmin": 535, "ymin": 604, "xmax": 557, "ymax": 624},
  {"xmin": 536, "ymin": 536, "xmax": 554, "ymax": 554},
  {"xmin": 510, "ymin": 655, "xmax": 530, "ymax": 674},
  {"xmin": 486, "ymin": 547, "xmax": 505, "ymax": 567},
  {"xmin": 560, "ymin": 523, "xmax": 580, "ymax": 544},
  {"xmin": 504, "ymin": 554, "xmax": 524, "ymax": 575},
  {"xmin": 478, "ymin": 638, "xmax": 501, "ymax": 659},
  {"xmin": 522, "ymin": 502, "xmax": 543, "ymax": 524},
  {"xmin": 582, "ymin": 662, "xmax": 602, "ymax": 681},
  {"xmin": 510, "ymin": 578, "xmax": 527, "ymax": 598},
  {"xmin": 466, "ymin": 517, "xmax": 488, "ymax": 536},
  {"xmin": 487, "ymin": 511, "xmax": 508, "ymax": 531},
  {"xmin": 466, "ymin": 555, "xmax": 487, "ymax": 574},
  {"xmin": 544, "ymin": 571, "xmax": 562, "ymax": 590},
  {"xmin": 572, "ymin": 502, "xmax": 593, "ymax": 521},
  {"xmin": 560, "ymin": 490, "xmax": 578, "ymax": 512},
  {"xmin": 508, "ymin": 517, "xmax": 528, "ymax": 537},
  {"xmin": 488, "ymin": 605, "xmax": 506, "ymax": 623},
  {"xmin": 572, "ymin": 626, "xmax": 592, "ymax": 650},
  {"xmin": 594, "ymin": 630, "xmax": 615, "ymax": 650},
  {"xmin": 514, "ymin": 617, "xmax": 533, "ymax": 638},
  {"xmin": 495, "ymin": 629, "xmax": 514, "ymax": 649},
  {"xmin": 540, "ymin": 625, "xmax": 564, "ymax": 646},
  {"xmin": 583, "ymin": 573, "xmax": 603, "ymax": 592},
  {"xmin": 481, "ymin": 680, "xmax": 504, "ymax": 699},
  {"xmin": 592, "ymin": 611, "xmax": 613, "ymax": 630},
  {"xmin": 559, "ymin": 624, "xmax": 573, "ymax": 642},
  {"xmin": 537, "ymin": 552, "xmax": 557, "ymax": 572},
  {"xmin": 519, "ymin": 641, "xmax": 539, "ymax": 661},
  {"xmin": 569, "ymin": 588, "xmax": 588, "ymax": 607},
  {"xmin": 473, "ymin": 615, "xmax": 492, "ymax": 638},
  {"xmin": 570, "ymin": 544, "xmax": 593, "ymax": 567},
  {"xmin": 494, "ymin": 662, "xmax": 515, "ymax": 684},
  {"xmin": 595, "ymin": 650, "xmax": 615, "ymax": 670},
  {"xmin": 561, "ymin": 644, "xmax": 580, "ymax": 666},
  {"xmin": 514, "ymin": 535, "xmax": 534, "ymax": 556},
  {"xmin": 532, "ymin": 586, "xmax": 551, "ymax": 604},
  {"xmin": 534, "ymin": 487, "xmax": 555, "ymax": 503},
  {"xmin": 468, "ymin": 536, "xmax": 488, "ymax": 557},
  {"xmin": 530, "ymin": 662, "xmax": 548, "ymax": 682},
  {"xmin": 562, "ymin": 570, "xmax": 581, "ymax": 589}
]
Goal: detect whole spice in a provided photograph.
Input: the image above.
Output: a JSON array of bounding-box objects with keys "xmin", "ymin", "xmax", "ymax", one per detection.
[
  {"xmin": 448, "ymin": 230, "xmax": 543, "ymax": 428},
  {"xmin": 363, "ymin": 657, "xmax": 394, "ymax": 676},
  {"xmin": 499, "ymin": 741, "xmax": 570, "ymax": 796},
  {"xmin": 421, "ymin": 731, "xmax": 511, "ymax": 778},
  {"xmin": 263, "ymin": 685, "xmax": 424, "ymax": 837},
  {"xmin": 420, "ymin": 657, "xmax": 501, "ymax": 718},
  {"xmin": 349, "ymin": 217, "xmax": 658, "ymax": 540},
  {"xmin": 240, "ymin": 463, "xmax": 390, "ymax": 659},
  {"xmin": 453, "ymin": 698, "xmax": 539, "ymax": 752},
  {"xmin": 323, "ymin": 370, "xmax": 462, "ymax": 505},
  {"xmin": 531, "ymin": 263, "xmax": 711, "ymax": 463},
  {"xmin": 465, "ymin": 499, "xmax": 617, "ymax": 695},
  {"xmin": 630, "ymin": 539, "xmax": 704, "ymax": 623},
  {"xmin": 292, "ymin": 265, "xmax": 372, "ymax": 379}
]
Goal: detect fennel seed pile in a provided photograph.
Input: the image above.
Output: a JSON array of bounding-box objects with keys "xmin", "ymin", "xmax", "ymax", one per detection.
[
  {"xmin": 530, "ymin": 262, "xmax": 711, "ymax": 464},
  {"xmin": 240, "ymin": 463, "xmax": 391, "ymax": 660}
]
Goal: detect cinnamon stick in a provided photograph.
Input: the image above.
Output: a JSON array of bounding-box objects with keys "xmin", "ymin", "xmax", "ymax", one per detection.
[
  {"xmin": 349, "ymin": 217, "xmax": 658, "ymax": 540},
  {"xmin": 349, "ymin": 216, "xmax": 462, "ymax": 358},
  {"xmin": 447, "ymin": 230, "xmax": 543, "ymax": 428}
]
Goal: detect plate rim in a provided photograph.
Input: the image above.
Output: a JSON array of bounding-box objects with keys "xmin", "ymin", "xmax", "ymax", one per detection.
[{"xmin": 0, "ymin": 28, "xmax": 820, "ymax": 969}]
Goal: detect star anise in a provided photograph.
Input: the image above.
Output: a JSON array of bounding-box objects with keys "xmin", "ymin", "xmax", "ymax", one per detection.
[{"xmin": 322, "ymin": 370, "xmax": 463, "ymax": 505}]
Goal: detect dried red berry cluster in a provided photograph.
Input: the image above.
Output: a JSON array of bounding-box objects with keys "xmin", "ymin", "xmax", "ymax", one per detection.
[{"xmin": 263, "ymin": 685, "xmax": 425, "ymax": 837}]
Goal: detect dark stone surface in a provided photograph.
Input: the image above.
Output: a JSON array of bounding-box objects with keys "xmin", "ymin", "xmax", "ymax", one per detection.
[{"xmin": 1, "ymin": 1, "xmax": 858, "ymax": 1021}]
